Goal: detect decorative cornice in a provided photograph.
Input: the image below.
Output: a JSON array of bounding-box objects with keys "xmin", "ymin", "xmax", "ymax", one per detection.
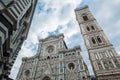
[
  {"xmin": 22, "ymin": 55, "xmax": 38, "ymax": 61},
  {"xmin": 59, "ymin": 45, "xmax": 81, "ymax": 53},
  {"xmin": 75, "ymin": 5, "xmax": 88, "ymax": 11}
]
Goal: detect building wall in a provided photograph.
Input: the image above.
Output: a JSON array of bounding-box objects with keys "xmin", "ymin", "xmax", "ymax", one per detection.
[{"xmin": 0, "ymin": 0, "xmax": 37, "ymax": 79}]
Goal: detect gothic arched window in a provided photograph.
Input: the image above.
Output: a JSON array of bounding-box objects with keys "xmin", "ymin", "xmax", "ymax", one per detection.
[
  {"xmin": 97, "ymin": 36, "xmax": 102, "ymax": 43},
  {"xmin": 98, "ymin": 61, "xmax": 103, "ymax": 70},
  {"xmin": 91, "ymin": 26, "xmax": 95, "ymax": 30},
  {"xmin": 92, "ymin": 37, "xmax": 96, "ymax": 44},
  {"xmin": 87, "ymin": 26, "xmax": 90, "ymax": 31},
  {"xmin": 83, "ymin": 15, "xmax": 88, "ymax": 21},
  {"xmin": 83, "ymin": 76, "xmax": 86, "ymax": 80},
  {"xmin": 47, "ymin": 56, "xmax": 50, "ymax": 59}
]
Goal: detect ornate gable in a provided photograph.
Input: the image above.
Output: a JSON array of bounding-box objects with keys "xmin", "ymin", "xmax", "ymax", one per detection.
[{"xmin": 39, "ymin": 34, "xmax": 64, "ymax": 43}]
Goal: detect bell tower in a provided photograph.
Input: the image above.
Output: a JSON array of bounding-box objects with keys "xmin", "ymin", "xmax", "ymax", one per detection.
[{"xmin": 75, "ymin": 5, "xmax": 120, "ymax": 80}]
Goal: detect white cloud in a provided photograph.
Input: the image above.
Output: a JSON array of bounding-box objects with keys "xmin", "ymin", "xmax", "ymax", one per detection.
[
  {"xmin": 91, "ymin": 0, "xmax": 120, "ymax": 40},
  {"xmin": 59, "ymin": 20, "xmax": 80, "ymax": 41},
  {"xmin": 10, "ymin": 0, "xmax": 120, "ymax": 79},
  {"xmin": 10, "ymin": 0, "xmax": 82, "ymax": 79},
  {"xmin": 28, "ymin": 0, "xmax": 82, "ymax": 41},
  {"xmin": 90, "ymin": 1, "xmax": 120, "ymax": 58}
]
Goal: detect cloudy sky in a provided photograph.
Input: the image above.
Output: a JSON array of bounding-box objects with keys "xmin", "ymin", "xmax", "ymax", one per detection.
[{"xmin": 9, "ymin": 0, "xmax": 120, "ymax": 79}]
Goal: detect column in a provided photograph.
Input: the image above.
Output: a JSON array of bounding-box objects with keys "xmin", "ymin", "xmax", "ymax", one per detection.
[
  {"xmin": 111, "ymin": 59, "xmax": 117, "ymax": 68},
  {"xmin": 100, "ymin": 61, "xmax": 105, "ymax": 69}
]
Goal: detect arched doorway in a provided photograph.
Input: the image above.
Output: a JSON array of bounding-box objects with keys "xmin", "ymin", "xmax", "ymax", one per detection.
[{"xmin": 42, "ymin": 76, "xmax": 51, "ymax": 80}]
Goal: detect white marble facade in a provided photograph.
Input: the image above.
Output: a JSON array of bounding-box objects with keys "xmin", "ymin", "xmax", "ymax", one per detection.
[
  {"xmin": 16, "ymin": 34, "xmax": 90, "ymax": 80},
  {"xmin": 75, "ymin": 5, "xmax": 120, "ymax": 80}
]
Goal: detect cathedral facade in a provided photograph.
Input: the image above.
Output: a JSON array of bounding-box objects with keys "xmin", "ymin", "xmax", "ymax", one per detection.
[
  {"xmin": 75, "ymin": 5, "xmax": 120, "ymax": 80},
  {"xmin": 16, "ymin": 34, "xmax": 90, "ymax": 80}
]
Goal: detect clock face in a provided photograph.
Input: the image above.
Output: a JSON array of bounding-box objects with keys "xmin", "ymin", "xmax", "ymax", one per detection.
[{"xmin": 47, "ymin": 45, "xmax": 54, "ymax": 53}]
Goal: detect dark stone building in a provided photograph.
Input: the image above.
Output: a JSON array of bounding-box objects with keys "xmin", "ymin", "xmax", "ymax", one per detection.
[{"xmin": 0, "ymin": 0, "xmax": 37, "ymax": 79}]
